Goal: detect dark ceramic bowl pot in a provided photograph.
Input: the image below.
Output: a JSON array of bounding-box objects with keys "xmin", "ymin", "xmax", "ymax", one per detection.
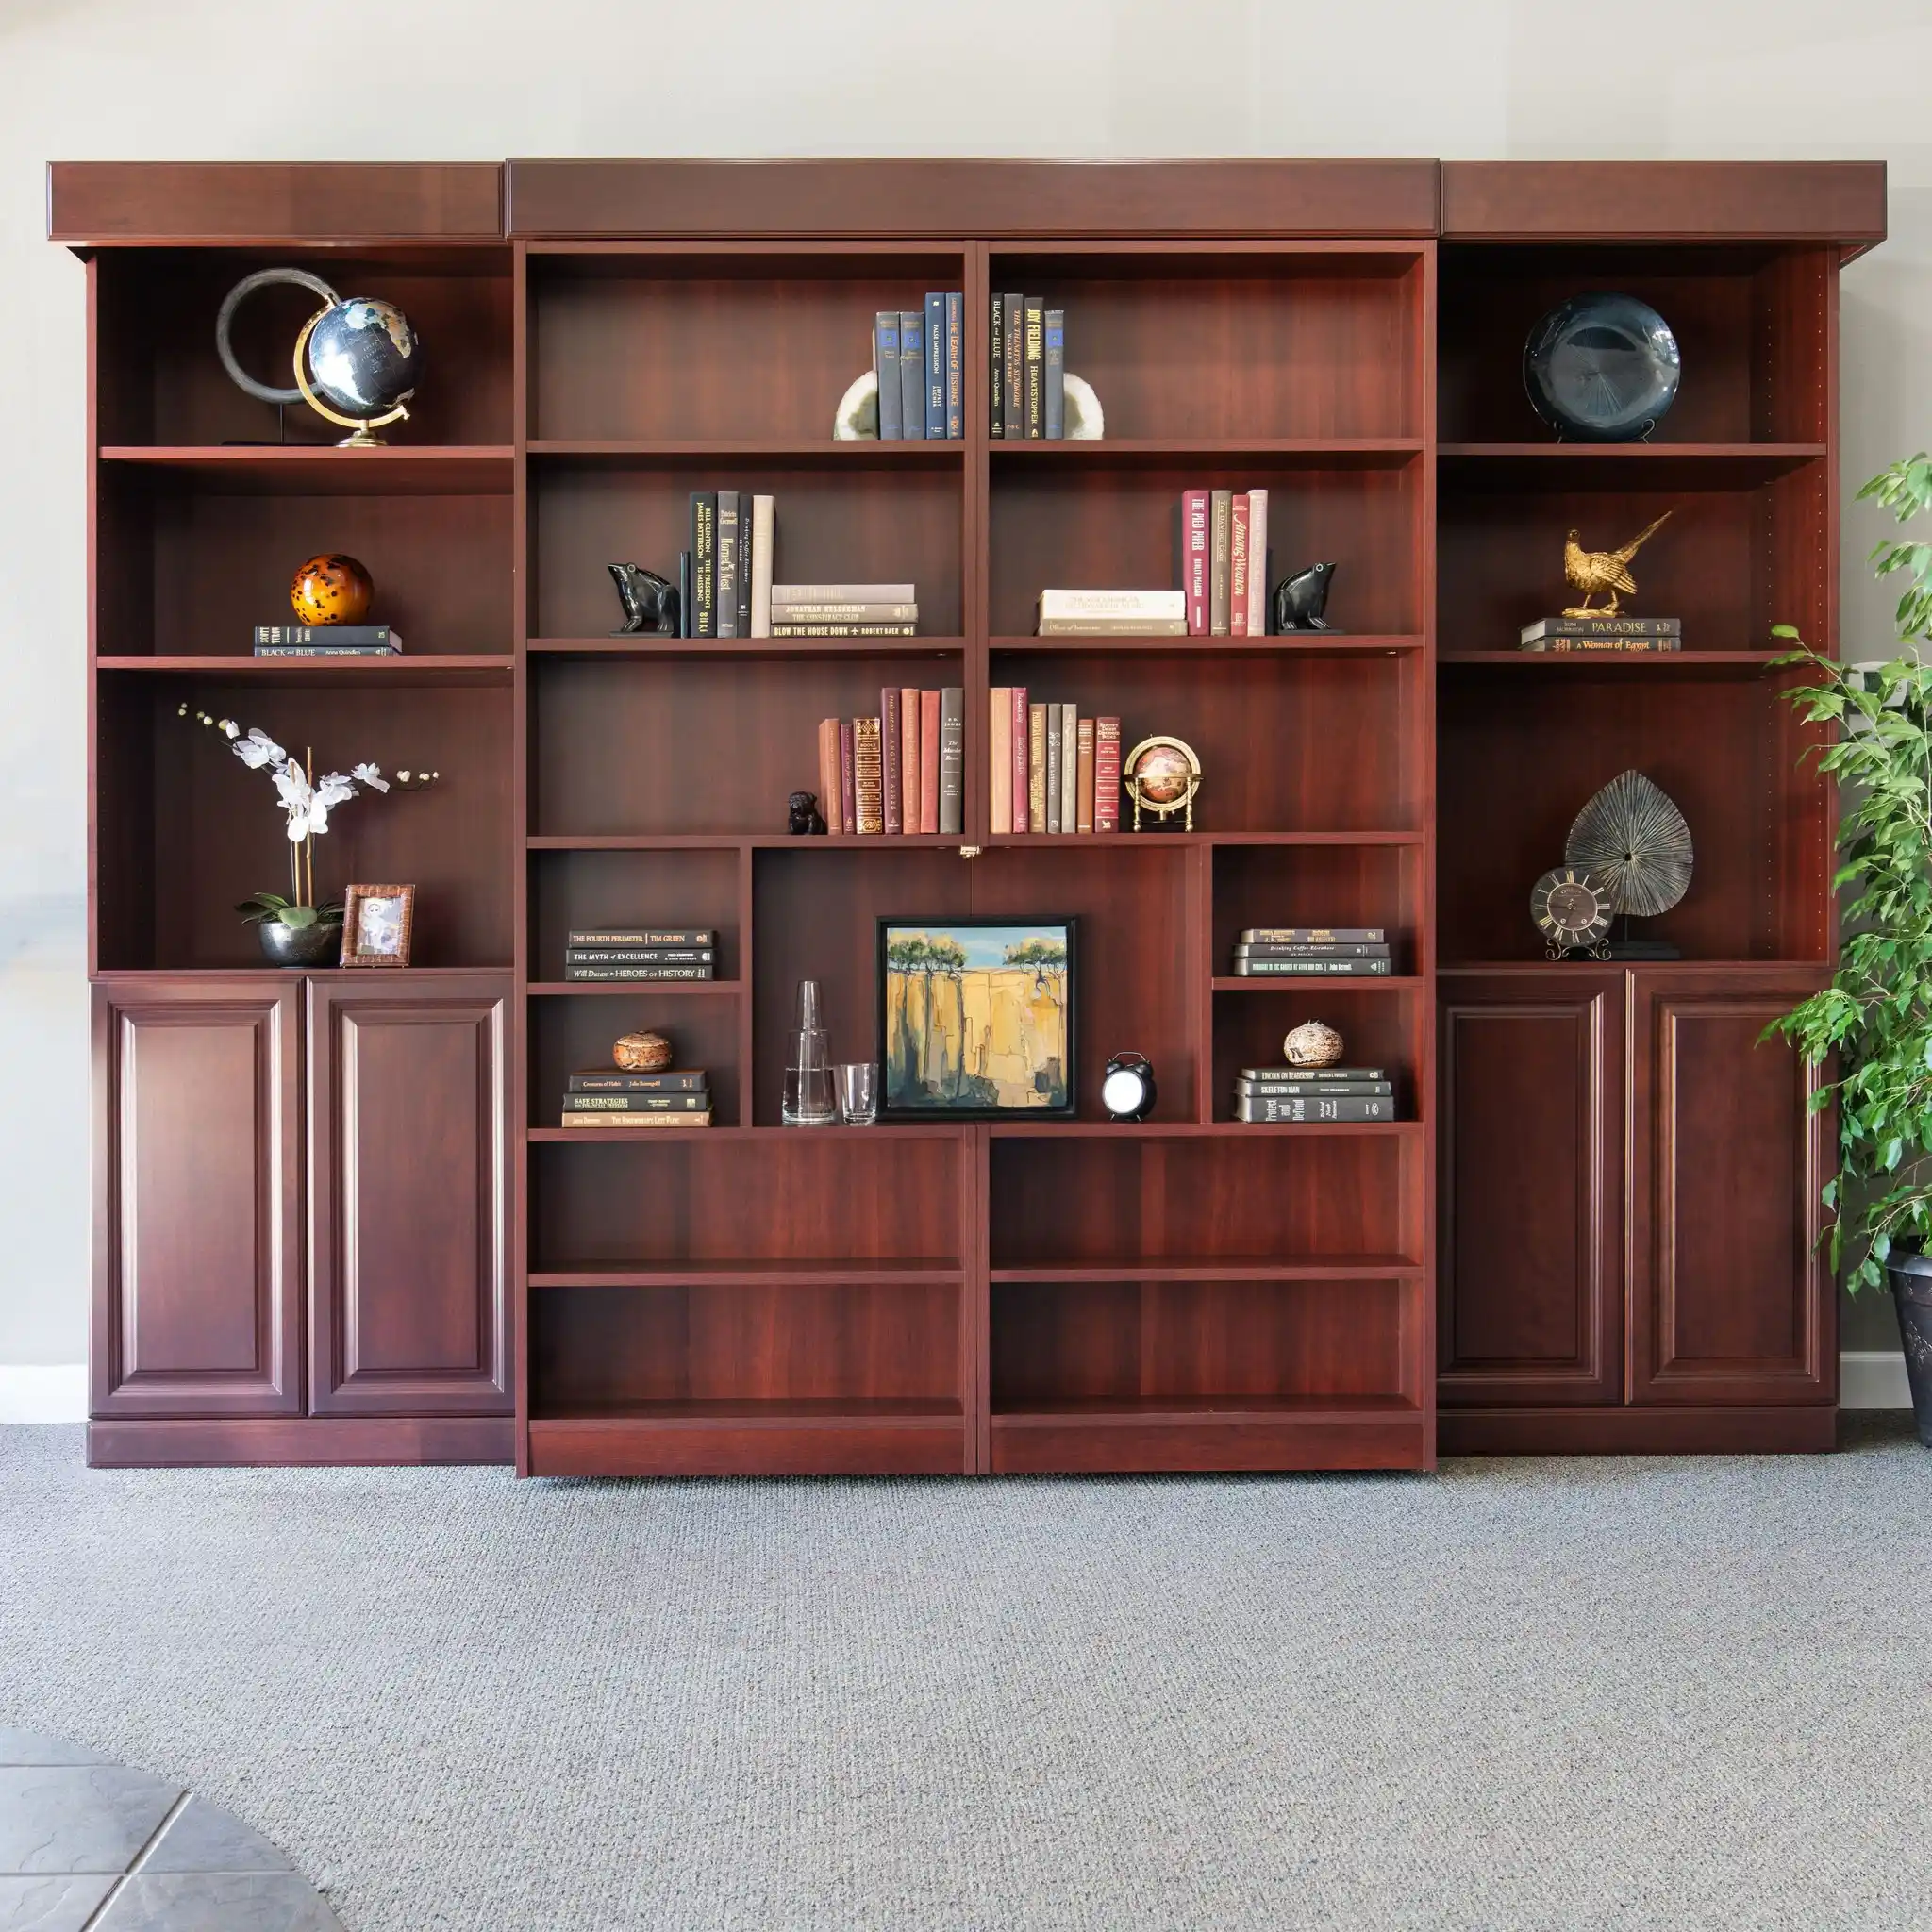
[
  {"xmin": 1888, "ymin": 1248, "xmax": 1932, "ymax": 1447},
  {"xmin": 256, "ymin": 918, "xmax": 341, "ymax": 968}
]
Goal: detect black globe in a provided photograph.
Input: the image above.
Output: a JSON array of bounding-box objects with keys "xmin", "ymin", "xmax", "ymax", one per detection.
[
  {"xmin": 1524, "ymin": 293, "xmax": 1680, "ymax": 441},
  {"xmin": 306, "ymin": 298, "xmax": 423, "ymax": 420}
]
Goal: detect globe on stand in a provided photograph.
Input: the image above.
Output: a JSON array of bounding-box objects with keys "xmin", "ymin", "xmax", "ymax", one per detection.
[{"xmin": 1122, "ymin": 735, "xmax": 1203, "ymax": 832}]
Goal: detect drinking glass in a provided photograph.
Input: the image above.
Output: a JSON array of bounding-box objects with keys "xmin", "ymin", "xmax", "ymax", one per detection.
[{"xmin": 837, "ymin": 1062, "xmax": 878, "ymax": 1125}]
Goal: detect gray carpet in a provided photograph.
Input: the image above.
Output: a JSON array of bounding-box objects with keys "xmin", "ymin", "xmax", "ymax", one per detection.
[{"xmin": 1, "ymin": 1422, "xmax": 1926, "ymax": 1931}]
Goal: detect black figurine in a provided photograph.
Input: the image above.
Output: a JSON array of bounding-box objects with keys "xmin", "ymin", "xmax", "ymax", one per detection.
[
  {"xmin": 786, "ymin": 791, "xmax": 827, "ymax": 836},
  {"xmin": 607, "ymin": 562, "xmax": 681, "ymax": 636},
  {"xmin": 1272, "ymin": 560, "xmax": 1340, "ymax": 633}
]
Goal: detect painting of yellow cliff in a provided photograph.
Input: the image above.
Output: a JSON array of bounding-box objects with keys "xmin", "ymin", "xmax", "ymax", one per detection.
[{"xmin": 881, "ymin": 922, "xmax": 1074, "ymax": 1112}]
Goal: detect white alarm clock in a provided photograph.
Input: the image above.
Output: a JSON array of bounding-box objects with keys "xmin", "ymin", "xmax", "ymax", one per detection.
[{"xmin": 1100, "ymin": 1051, "xmax": 1158, "ymax": 1122}]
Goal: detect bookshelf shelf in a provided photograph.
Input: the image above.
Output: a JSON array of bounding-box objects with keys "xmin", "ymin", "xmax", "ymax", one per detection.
[
  {"xmin": 98, "ymin": 445, "xmax": 515, "ymax": 495},
  {"xmin": 72, "ymin": 158, "xmax": 1874, "ymax": 1473}
]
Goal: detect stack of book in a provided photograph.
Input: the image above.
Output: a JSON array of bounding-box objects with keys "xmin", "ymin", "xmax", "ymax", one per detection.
[
  {"xmin": 253, "ymin": 625, "xmax": 401, "ymax": 657},
  {"xmin": 563, "ymin": 928, "xmax": 717, "ymax": 983},
  {"xmin": 1519, "ymin": 616, "xmax": 1683, "ymax": 653},
  {"xmin": 773, "ymin": 583, "xmax": 918, "ymax": 640},
  {"xmin": 987, "ymin": 691, "xmax": 1120, "ymax": 835},
  {"xmin": 873, "ymin": 295, "xmax": 965, "ymax": 441},
  {"xmin": 1230, "ymin": 927, "xmax": 1392, "ymax": 977},
  {"xmin": 682, "ymin": 491, "xmax": 775, "ymax": 639},
  {"xmin": 1232, "ymin": 1065, "xmax": 1396, "ymax": 1124},
  {"xmin": 560, "ymin": 1066, "xmax": 712, "ymax": 1128},
  {"xmin": 1035, "ymin": 590, "xmax": 1187, "ymax": 638},
  {"xmin": 988, "ymin": 294, "xmax": 1067, "ymax": 439},
  {"xmin": 816, "ymin": 688, "xmax": 964, "ymax": 835},
  {"xmin": 1180, "ymin": 488, "xmax": 1271, "ymax": 637}
]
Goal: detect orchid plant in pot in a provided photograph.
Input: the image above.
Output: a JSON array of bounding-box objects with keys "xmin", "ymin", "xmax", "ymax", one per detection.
[
  {"xmin": 1766, "ymin": 453, "xmax": 1932, "ymax": 1441},
  {"xmin": 179, "ymin": 706, "xmax": 391, "ymax": 967}
]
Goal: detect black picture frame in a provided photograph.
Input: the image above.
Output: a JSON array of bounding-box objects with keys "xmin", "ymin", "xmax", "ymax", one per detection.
[{"xmin": 875, "ymin": 916, "xmax": 1078, "ymax": 1119}]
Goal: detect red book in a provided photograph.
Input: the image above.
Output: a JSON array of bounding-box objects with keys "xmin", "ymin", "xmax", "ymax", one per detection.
[
  {"xmin": 900, "ymin": 686, "xmax": 920, "ymax": 836},
  {"xmin": 919, "ymin": 689, "xmax": 941, "ymax": 834},
  {"xmin": 1009, "ymin": 685, "xmax": 1030, "ymax": 832},
  {"xmin": 1093, "ymin": 715, "xmax": 1122, "ymax": 833},
  {"xmin": 817, "ymin": 718, "xmax": 842, "ymax": 834},
  {"xmin": 1183, "ymin": 490, "xmax": 1209, "ymax": 636},
  {"xmin": 839, "ymin": 721, "xmax": 857, "ymax": 832},
  {"xmin": 1229, "ymin": 493, "xmax": 1250, "ymax": 638},
  {"xmin": 881, "ymin": 686, "xmax": 903, "ymax": 835}
]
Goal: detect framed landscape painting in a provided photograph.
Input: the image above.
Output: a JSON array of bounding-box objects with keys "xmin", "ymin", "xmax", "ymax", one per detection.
[{"xmin": 876, "ymin": 918, "xmax": 1077, "ymax": 1118}]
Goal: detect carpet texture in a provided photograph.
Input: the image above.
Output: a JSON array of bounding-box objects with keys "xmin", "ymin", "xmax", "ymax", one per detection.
[{"xmin": 0, "ymin": 1421, "xmax": 1926, "ymax": 1931}]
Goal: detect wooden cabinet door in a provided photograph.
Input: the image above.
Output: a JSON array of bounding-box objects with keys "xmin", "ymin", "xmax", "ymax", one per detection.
[
  {"xmin": 1438, "ymin": 970, "xmax": 1624, "ymax": 1407},
  {"xmin": 308, "ymin": 975, "xmax": 510, "ymax": 1415},
  {"xmin": 1629, "ymin": 969, "xmax": 1833, "ymax": 1407},
  {"xmin": 92, "ymin": 979, "xmax": 302, "ymax": 1417}
]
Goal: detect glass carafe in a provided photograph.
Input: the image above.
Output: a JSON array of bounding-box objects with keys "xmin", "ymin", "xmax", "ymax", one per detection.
[{"xmin": 780, "ymin": 978, "xmax": 836, "ymax": 1126}]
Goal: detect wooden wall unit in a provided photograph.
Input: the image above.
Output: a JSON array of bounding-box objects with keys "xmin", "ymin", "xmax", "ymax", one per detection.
[{"xmin": 64, "ymin": 158, "xmax": 1882, "ymax": 1471}]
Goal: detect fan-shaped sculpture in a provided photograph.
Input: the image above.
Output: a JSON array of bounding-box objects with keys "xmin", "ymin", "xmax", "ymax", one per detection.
[{"xmin": 1564, "ymin": 770, "xmax": 1693, "ymax": 919}]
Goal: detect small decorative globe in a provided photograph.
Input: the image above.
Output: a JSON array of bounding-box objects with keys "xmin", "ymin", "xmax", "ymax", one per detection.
[
  {"xmin": 1283, "ymin": 1021, "xmax": 1344, "ymax": 1069},
  {"xmin": 305, "ymin": 298, "xmax": 423, "ymax": 422},
  {"xmin": 613, "ymin": 1031, "xmax": 673, "ymax": 1072},
  {"xmin": 291, "ymin": 554, "xmax": 373, "ymax": 625},
  {"xmin": 1132, "ymin": 743, "xmax": 1192, "ymax": 807}
]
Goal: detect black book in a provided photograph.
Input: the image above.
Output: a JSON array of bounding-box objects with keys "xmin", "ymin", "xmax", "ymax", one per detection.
[
  {"xmin": 567, "ymin": 1069, "xmax": 709, "ymax": 1093},
  {"xmin": 988, "ymin": 292, "xmax": 1005, "ymax": 438},
  {"xmin": 677, "ymin": 551, "xmax": 692, "ymax": 638},
  {"xmin": 1239, "ymin": 1066, "xmax": 1385, "ymax": 1084},
  {"xmin": 565, "ymin": 928, "xmax": 714, "ymax": 946},
  {"xmin": 563, "ymin": 965, "xmax": 713, "ymax": 982},
  {"xmin": 562, "ymin": 1091, "xmax": 711, "ymax": 1113},
  {"xmin": 1233, "ymin": 942, "xmax": 1391, "ymax": 959},
  {"xmin": 688, "ymin": 494, "xmax": 717, "ymax": 638},
  {"xmin": 1003, "ymin": 293, "xmax": 1024, "ymax": 439},
  {"xmin": 1234, "ymin": 1094, "xmax": 1396, "ymax": 1124},
  {"xmin": 736, "ymin": 491, "xmax": 753, "ymax": 637},
  {"xmin": 1023, "ymin": 295, "xmax": 1044, "ymax": 437},
  {"xmin": 563, "ymin": 947, "xmax": 715, "ymax": 965},
  {"xmin": 253, "ymin": 625, "xmax": 398, "ymax": 648},
  {"xmin": 1234, "ymin": 1078, "xmax": 1392, "ymax": 1100},
  {"xmin": 1231, "ymin": 957, "xmax": 1392, "ymax": 976}
]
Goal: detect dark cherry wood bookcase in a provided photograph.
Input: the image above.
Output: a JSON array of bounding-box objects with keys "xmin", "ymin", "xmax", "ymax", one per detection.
[{"xmin": 56, "ymin": 158, "xmax": 1884, "ymax": 1473}]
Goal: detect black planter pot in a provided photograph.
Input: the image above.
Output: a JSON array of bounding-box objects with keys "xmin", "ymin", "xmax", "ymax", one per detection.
[
  {"xmin": 255, "ymin": 918, "xmax": 341, "ymax": 968},
  {"xmin": 1888, "ymin": 1250, "xmax": 1932, "ymax": 1446}
]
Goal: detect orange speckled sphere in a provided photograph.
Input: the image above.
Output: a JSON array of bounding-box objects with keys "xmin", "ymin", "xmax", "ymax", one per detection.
[{"xmin": 291, "ymin": 553, "xmax": 373, "ymax": 625}]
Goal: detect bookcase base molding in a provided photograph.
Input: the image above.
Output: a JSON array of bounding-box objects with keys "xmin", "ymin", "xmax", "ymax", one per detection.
[{"xmin": 60, "ymin": 158, "xmax": 1885, "ymax": 1475}]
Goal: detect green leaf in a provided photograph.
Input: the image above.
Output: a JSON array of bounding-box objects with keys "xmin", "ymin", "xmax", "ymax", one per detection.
[
  {"xmin": 1874, "ymin": 1231, "xmax": 1893, "ymax": 1264},
  {"xmin": 276, "ymin": 905, "xmax": 319, "ymax": 930}
]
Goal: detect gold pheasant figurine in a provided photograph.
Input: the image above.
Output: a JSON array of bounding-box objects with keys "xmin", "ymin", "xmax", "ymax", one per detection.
[{"xmin": 1562, "ymin": 511, "xmax": 1672, "ymax": 619}]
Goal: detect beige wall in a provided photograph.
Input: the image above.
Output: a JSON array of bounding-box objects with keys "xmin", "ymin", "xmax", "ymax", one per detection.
[{"xmin": 2, "ymin": 0, "xmax": 1927, "ymax": 1380}]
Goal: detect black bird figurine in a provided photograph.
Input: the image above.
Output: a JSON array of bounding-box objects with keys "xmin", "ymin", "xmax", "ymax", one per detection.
[
  {"xmin": 607, "ymin": 562, "xmax": 681, "ymax": 636},
  {"xmin": 1272, "ymin": 560, "xmax": 1340, "ymax": 633},
  {"xmin": 786, "ymin": 791, "xmax": 827, "ymax": 836}
]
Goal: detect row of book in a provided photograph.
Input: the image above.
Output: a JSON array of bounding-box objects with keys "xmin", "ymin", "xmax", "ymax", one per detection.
[
  {"xmin": 1518, "ymin": 616, "xmax": 1683, "ymax": 653},
  {"xmin": 559, "ymin": 1065, "xmax": 713, "ymax": 1127},
  {"xmin": 683, "ymin": 488, "xmax": 922, "ymax": 641},
  {"xmin": 1183, "ymin": 489, "xmax": 1272, "ymax": 637},
  {"xmin": 987, "ymin": 692, "xmax": 1121, "ymax": 836},
  {"xmin": 816, "ymin": 689, "xmax": 965, "ymax": 836},
  {"xmin": 253, "ymin": 625, "xmax": 400, "ymax": 657},
  {"xmin": 873, "ymin": 296, "xmax": 965, "ymax": 440},
  {"xmin": 1232, "ymin": 1064, "xmax": 1396, "ymax": 1124},
  {"xmin": 1230, "ymin": 926, "xmax": 1393, "ymax": 978},
  {"xmin": 562, "ymin": 927, "xmax": 717, "ymax": 984},
  {"xmin": 987, "ymin": 294, "xmax": 1067, "ymax": 439}
]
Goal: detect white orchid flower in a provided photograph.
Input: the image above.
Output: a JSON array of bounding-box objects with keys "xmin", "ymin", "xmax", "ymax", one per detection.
[
  {"xmin": 351, "ymin": 762, "xmax": 390, "ymax": 793},
  {"xmin": 233, "ymin": 727, "xmax": 287, "ymax": 771}
]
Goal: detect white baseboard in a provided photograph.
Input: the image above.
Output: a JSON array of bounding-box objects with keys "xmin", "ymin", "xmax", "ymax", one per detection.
[
  {"xmin": 0, "ymin": 1364, "xmax": 87, "ymax": 1424},
  {"xmin": 1841, "ymin": 1349, "xmax": 1912, "ymax": 1410}
]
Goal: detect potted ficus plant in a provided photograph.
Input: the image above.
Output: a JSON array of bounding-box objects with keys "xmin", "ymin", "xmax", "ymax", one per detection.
[
  {"xmin": 179, "ymin": 706, "xmax": 391, "ymax": 967},
  {"xmin": 1767, "ymin": 452, "xmax": 1932, "ymax": 1442}
]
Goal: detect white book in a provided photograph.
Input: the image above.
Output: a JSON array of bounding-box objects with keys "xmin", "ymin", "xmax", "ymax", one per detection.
[
  {"xmin": 1036, "ymin": 588, "xmax": 1187, "ymax": 621},
  {"xmin": 772, "ymin": 582, "xmax": 915, "ymax": 605},
  {"xmin": 1246, "ymin": 489, "xmax": 1268, "ymax": 637},
  {"xmin": 749, "ymin": 494, "xmax": 774, "ymax": 637}
]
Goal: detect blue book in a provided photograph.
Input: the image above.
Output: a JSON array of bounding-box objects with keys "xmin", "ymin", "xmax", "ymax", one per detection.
[
  {"xmin": 874, "ymin": 312, "xmax": 902, "ymax": 440},
  {"xmin": 899, "ymin": 309, "xmax": 926, "ymax": 441},
  {"xmin": 1043, "ymin": 308, "xmax": 1066, "ymax": 440},
  {"xmin": 944, "ymin": 291, "xmax": 964, "ymax": 439},
  {"xmin": 924, "ymin": 291, "xmax": 946, "ymax": 440}
]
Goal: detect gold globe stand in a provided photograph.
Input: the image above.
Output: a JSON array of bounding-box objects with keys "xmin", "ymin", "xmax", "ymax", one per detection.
[{"xmin": 292, "ymin": 309, "xmax": 412, "ymax": 447}]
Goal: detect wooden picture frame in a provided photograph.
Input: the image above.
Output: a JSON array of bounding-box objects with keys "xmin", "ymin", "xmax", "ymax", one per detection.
[
  {"xmin": 340, "ymin": 884, "xmax": 416, "ymax": 968},
  {"xmin": 876, "ymin": 917, "xmax": 1077, "ymax": 1119}
]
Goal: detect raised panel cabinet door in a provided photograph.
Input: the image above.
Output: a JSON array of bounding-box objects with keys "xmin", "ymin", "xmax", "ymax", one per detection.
[
  {"xmin": 1629, "ymin": 970, "xmax": 1833, "ymax": 1406},
  {"xmin": 1438, "ymin": 971, "xmax": 1624, "ymax": 1407},
  {"xmin": 308, "ymin": 976, "xmax": 510, "ymax": 1415},
  {"xmin": 92, "ymin": 979, "xmax": 302, "ymax": 1417}
]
